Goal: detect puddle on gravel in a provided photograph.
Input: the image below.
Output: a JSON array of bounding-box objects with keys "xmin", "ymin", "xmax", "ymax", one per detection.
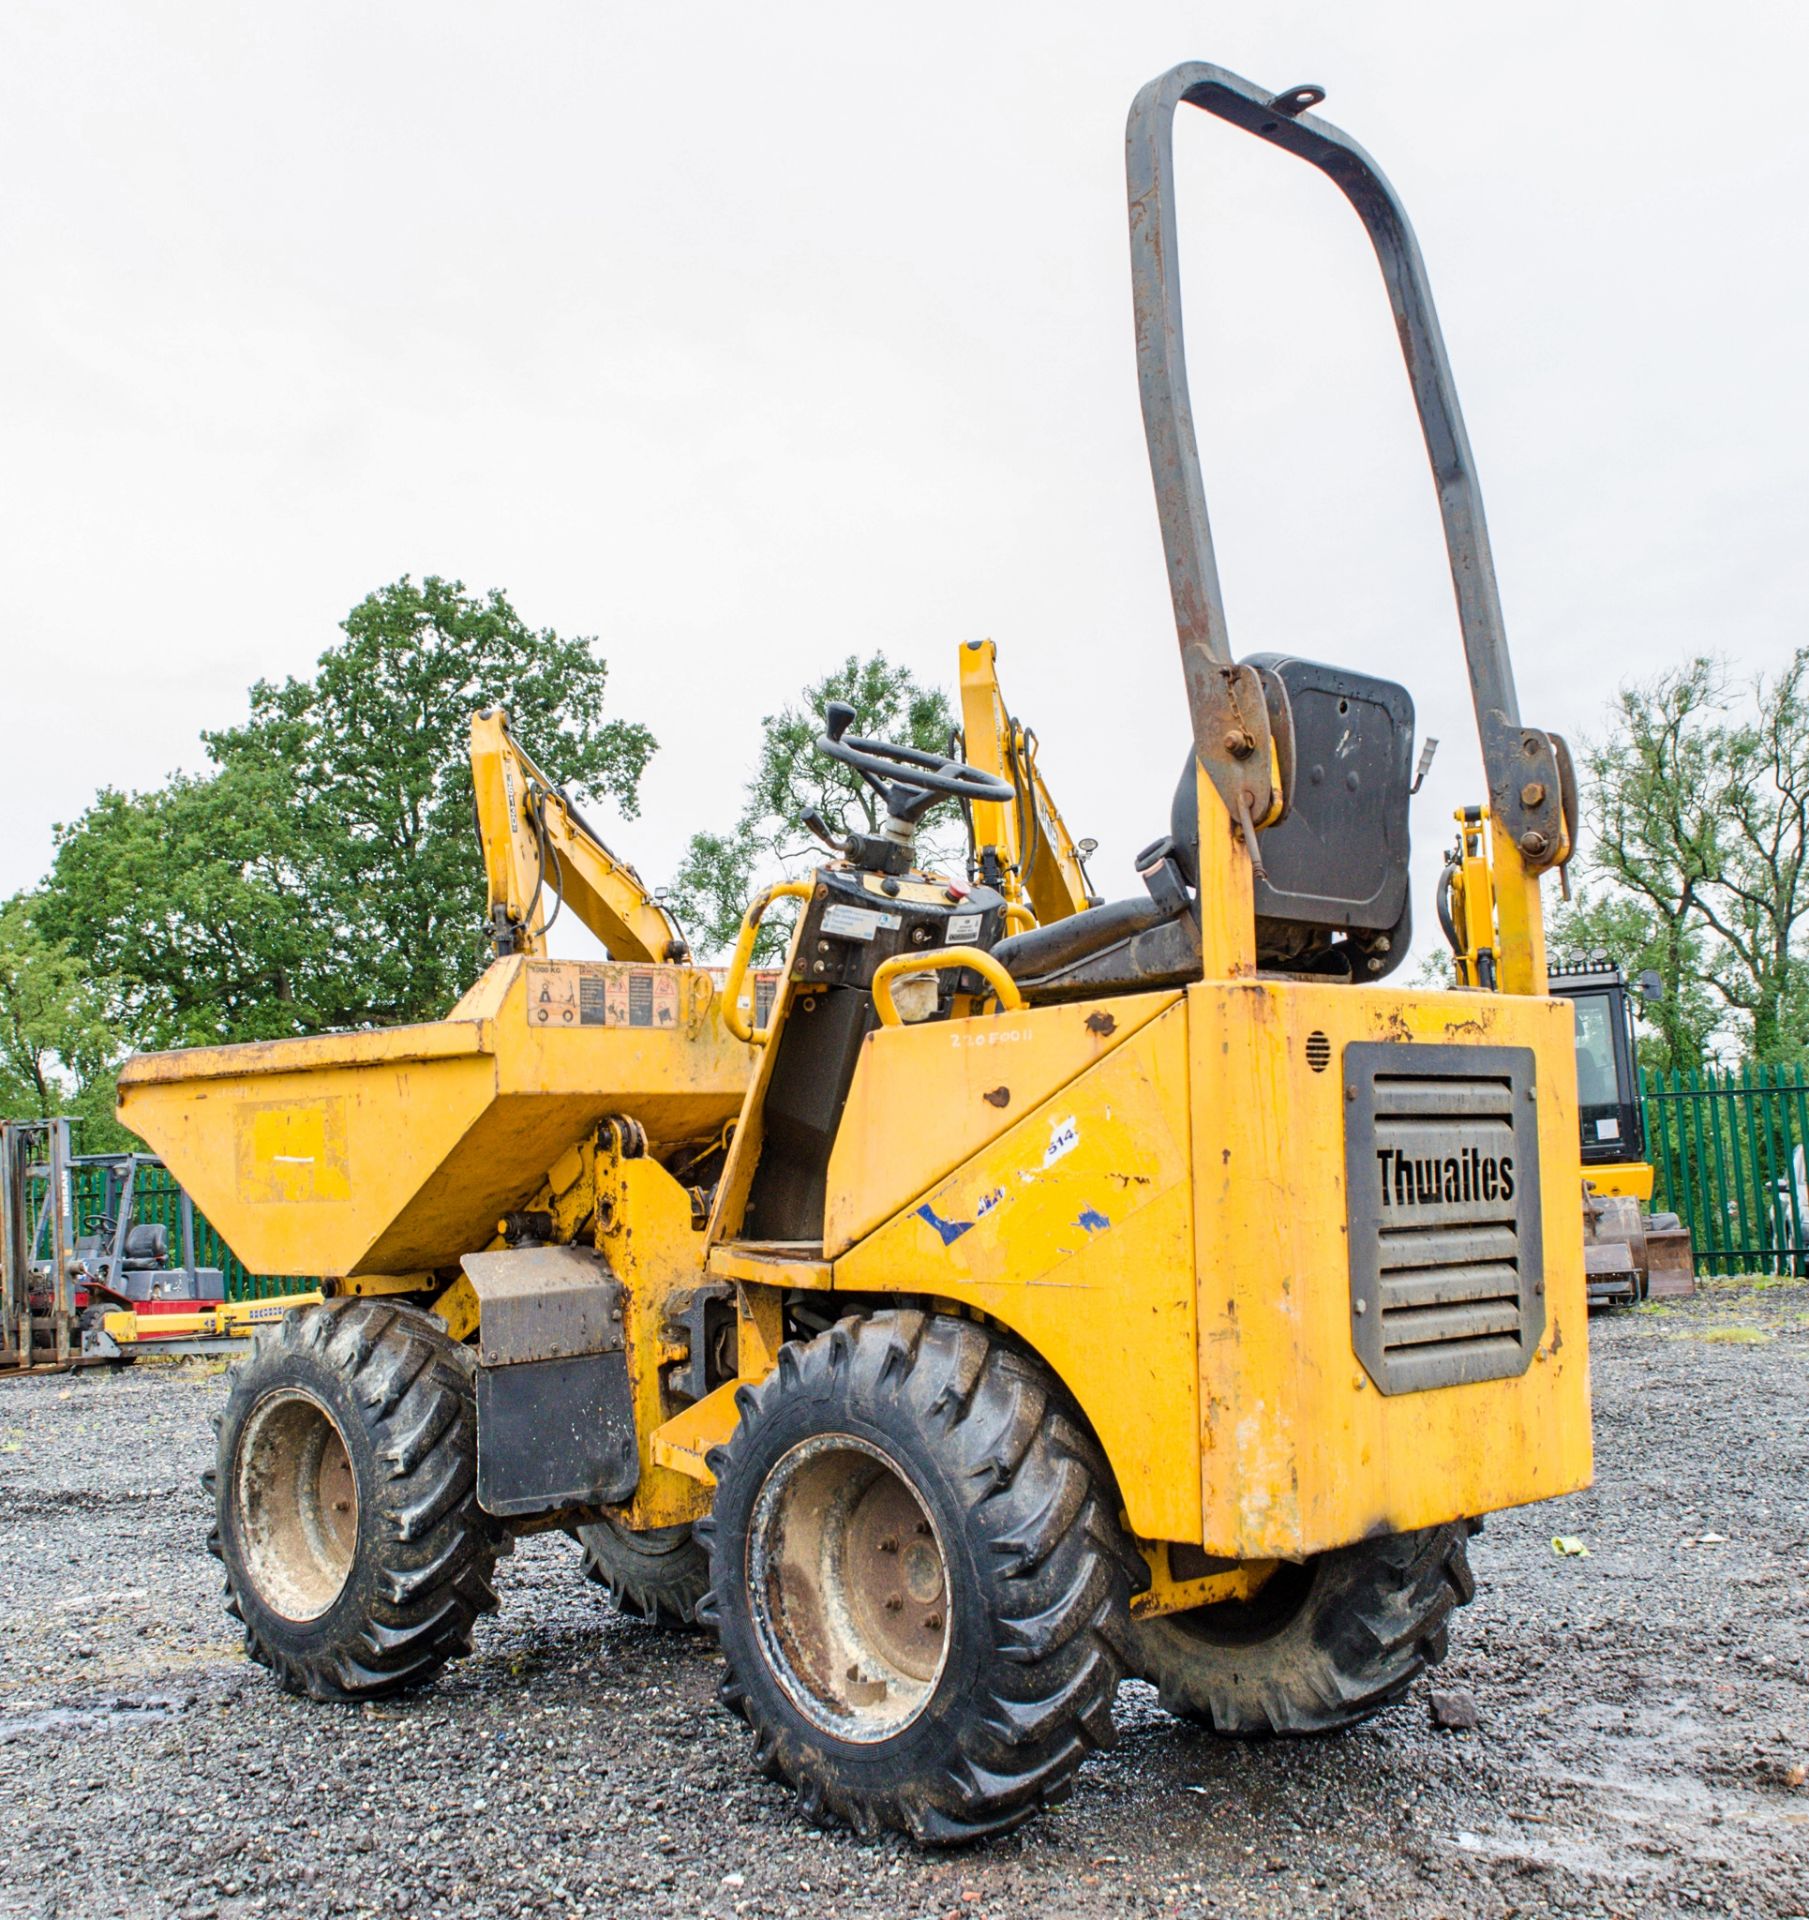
[{"xmin": 0, "ymin": 1699, "xmax": 181, "ymax": 1738}]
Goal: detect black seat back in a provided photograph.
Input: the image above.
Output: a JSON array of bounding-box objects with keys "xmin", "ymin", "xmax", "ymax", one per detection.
[
  {"xmin": 121, "ymin": 1222, "xmax": 168, "ymax": 1270},
  {"xmin": 1247, "ymin": 654, "xmax": 1414, "ymax": 949}
]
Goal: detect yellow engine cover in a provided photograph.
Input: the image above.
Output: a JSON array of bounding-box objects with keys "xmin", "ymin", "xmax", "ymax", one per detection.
[
  {"xmin": 1187, "ymin": 981, "xmax": 1591, "ymax": 1561},
  {"xmin": 825, "ymin": 980, "xmax": 1592, "ymax": 1561}
]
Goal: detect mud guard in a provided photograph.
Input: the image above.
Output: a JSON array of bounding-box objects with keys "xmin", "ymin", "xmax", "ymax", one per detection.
[{"xmin": 462, "ymin": 1245, "xmax": 639, "ymax": 1518}]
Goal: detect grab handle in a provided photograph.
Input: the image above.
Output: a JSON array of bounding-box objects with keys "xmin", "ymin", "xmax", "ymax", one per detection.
[
  {"xmin": 871, "ymin": 948, "xmax": 1024, "ymax": 1029},
  {"xmin": 720, "ymin": 882, "xmax": 814, "ymax": 1044}
]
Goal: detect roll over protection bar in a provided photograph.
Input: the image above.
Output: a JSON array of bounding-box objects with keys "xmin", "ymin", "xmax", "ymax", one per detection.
[{"xmin": 1126, "ymin": 63, "xmax": 1572, "ymax": 873}]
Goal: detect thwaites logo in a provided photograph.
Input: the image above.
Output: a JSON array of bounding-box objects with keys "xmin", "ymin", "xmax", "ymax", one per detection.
[{"xmin": 1375, "ymin": 1143, "xmax": 1515, "ymax": 1209}]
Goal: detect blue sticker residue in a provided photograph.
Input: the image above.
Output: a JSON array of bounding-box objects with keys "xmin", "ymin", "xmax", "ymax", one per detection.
[
  {"xmin": 916, "ymin": 1203, "xmax": 975, "ymax": 1246},
  {"xmin": 1076, "ymin": 1207, "xmax": 1110, "ymax": 1234}
]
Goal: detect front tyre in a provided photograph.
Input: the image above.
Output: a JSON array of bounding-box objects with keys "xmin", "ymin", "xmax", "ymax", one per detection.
[
  {"xmin": 700, "ymin": 1311, "xmax": 1137, "ymax": 1843},
  {"xmin": 1128, "ymin": 1522, "xmax": 1477, "ymax": 1735},
  {"xmin": 207, "ymin": 1300, "xmax": 504, "ymax": 1701}
]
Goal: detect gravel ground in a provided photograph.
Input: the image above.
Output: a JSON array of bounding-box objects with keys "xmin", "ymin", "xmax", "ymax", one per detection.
[{"xmin": 2, "ymin": 1279, "xmax": 1806, "ymax": 1920}]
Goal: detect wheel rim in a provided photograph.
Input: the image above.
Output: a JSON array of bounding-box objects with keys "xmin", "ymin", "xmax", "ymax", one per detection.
[
  {"xmin": 746, "ymin": 1434, "xmax": 951, "ymax": 1743},
  {"xmin": 234, "ymin": 1388, "xmax": 359, "ymax": 1622}
]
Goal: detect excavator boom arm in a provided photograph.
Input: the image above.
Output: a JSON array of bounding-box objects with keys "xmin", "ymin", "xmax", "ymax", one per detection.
[
  {"xmin": 957, "ymin": 641, "xmax": 1094, "ymax": 928},
  {"xmin": 469, "ymin": 709, "xmax": 687, "ymax": 964}
]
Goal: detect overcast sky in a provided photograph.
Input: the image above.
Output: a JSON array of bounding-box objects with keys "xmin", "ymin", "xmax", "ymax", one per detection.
[{"xmin": 5, "ymin": 4, "xmax": 1805, "ymax": 966}]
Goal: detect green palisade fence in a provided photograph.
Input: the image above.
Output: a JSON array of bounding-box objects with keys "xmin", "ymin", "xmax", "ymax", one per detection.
[{"xmin": 1641, "ymin": 1064, "xmax": 1809, "ymax": 1278}]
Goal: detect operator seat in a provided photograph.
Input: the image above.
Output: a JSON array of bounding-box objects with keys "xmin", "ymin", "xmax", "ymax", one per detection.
[
  {"xmin": 992, "ymin": 758, "xmax": 1204, "ymax": 999},
  {"xmin": 992, "ymin": 655, "xmax": 1416, "ymax": 1001},
  {"xmin": 119, "ymin": 1222, "xmax": 169, "ymax": 1271}
]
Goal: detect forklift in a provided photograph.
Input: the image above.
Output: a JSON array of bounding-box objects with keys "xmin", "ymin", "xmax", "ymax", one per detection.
[
  {"xmin": 0, "ymin": 1118, "xmax": 322, "ymax": 1370},
  {"xmin": 1, "ymin": 1118, "xmax": 89, "ymax": 1372}
]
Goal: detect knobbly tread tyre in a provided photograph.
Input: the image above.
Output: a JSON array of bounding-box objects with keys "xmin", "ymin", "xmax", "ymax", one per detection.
[
  {"xmin": 577, "ymin": 1517, "xmax": 709, "ymax": 1627},
  {"xmin": 698, "ymin": 1309, "xmax": 1139, "ymax": 1844},
  {"xmin": 1128, "ymin": 1520, "xmax": 1478, "ymax": 1735},
  {"xmin": 206, "ymin": 1299, "xmax": 503, "ymax": 1702}
]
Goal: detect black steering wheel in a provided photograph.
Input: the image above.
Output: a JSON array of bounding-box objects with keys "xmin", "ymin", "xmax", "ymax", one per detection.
[{"xmin": 817, "ymin": 701, "xmax": 1013, "ymax": 811}]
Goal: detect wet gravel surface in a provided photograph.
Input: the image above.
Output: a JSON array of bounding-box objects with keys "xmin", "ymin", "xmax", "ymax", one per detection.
[{"xmin": 2, "ymin": 1279, "xmax": 1806, "ymax": 1920}]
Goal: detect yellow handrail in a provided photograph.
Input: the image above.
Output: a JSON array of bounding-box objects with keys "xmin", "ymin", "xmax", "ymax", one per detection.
[
  {"xmin": 871, "ymin": 948, "xmax": 1024, "ymax": 1028},
  {"xmin": 720, "ymin": 881, "xmax": 815, "ymax": 1043}
]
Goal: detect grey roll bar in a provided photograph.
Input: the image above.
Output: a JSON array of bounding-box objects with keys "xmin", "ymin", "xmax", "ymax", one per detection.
[{"xmin": 1126, "ymin": 62, "xmax": 1570, "ymax": 870}]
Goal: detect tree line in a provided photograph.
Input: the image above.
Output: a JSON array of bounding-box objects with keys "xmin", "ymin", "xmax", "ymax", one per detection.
[
  {"xmin": 0, "ymin": 576, "xmax": 951, "ymax": 1144},
  {"xmin": 6, "ymin": 569, "xmax": 1802, "ymax": 1144}
]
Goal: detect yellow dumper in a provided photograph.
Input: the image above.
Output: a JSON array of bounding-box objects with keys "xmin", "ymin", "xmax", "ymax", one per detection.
[{"xmin": 121, "ymin": 62, "xmax": 1591, "ymax": 1844}]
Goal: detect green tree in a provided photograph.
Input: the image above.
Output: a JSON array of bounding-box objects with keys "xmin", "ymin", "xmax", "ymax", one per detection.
[
  {"xmin": 1549, "ymin": 648, "xmax": 1809, "ymax": 1066},
  {"xmin": 45, "ymin": 576, "xmax": 655, "ymax": 1044},
  {"xmin": 0, "ymin": 891, "xmax": 130, "ymax": 1144},
  {"xmin": 44, "ymin": 763, "xmax": 328, "ymax": 1049},
  {"xmin": 668, "ymin": 654, "xmax": 959, "ymax": 960}
]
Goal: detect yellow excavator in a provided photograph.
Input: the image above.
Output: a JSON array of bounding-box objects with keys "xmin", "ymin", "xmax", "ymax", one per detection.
[
  {"xmin": 954, "ymin": 639, "xmax": 1098, "ymax": 930},
  {"xmin": 1438, "ymin": 804, "xmax": 1694, "ymax": 1303},
  {"xmin": 118, "ymin": 62, "xmax": 1590, "ymax": 1846}
]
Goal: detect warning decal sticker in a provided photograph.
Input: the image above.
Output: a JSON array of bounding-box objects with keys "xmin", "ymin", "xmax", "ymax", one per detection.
[{"xmin": 526, "ymin": 962, "xmax": 682, "ymax": 1030}]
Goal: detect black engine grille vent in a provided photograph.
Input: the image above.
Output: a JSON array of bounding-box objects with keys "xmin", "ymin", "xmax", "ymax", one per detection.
[{"xmin": 1342, "ymin": 1042, "xmax": 1545, "ymax": 1394}]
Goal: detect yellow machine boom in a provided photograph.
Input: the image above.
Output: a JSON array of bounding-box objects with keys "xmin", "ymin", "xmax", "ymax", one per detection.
[
  {"xmin": 956, "ymin": 639, "xmax": 1095, "ymax": 929},
  {"xmin": 469, "ymin": 708, "xmax": 688, "ymax": 964}
]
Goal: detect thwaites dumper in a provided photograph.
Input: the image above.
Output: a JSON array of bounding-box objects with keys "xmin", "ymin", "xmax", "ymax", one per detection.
[{"xmin": 119, "ymin": 64, "xmax": 1592, "ymax": 1844}]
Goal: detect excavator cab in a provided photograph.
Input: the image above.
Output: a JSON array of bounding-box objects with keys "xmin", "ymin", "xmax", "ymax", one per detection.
[
  {"xmin": 1549, "ymin": 959, "xmax": 1649, "ymax": 1165},
  {"xmin": 1543, "ymin": 958, "xmax": 1693, "ymax": 1304}
]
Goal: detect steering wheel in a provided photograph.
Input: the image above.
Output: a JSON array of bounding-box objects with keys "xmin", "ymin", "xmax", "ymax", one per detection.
[
  {"xmin": 817, "ymin": 701, "xmax": 1013, "ymax": 808},
  {"xmin": 81, "ymin": 1211, "xmax": 117, "ymax": 1238}
]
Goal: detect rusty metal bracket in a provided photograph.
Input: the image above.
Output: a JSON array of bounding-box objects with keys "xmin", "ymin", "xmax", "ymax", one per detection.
[
  {"xmin": 1479, "ymin": 714, "xmax": 1568, "ymax": 873},
  {"xmin": 1126, "ymin": 62, "xmax": 1563, "ymax": 864},
  {"xmin": 1184, "ymin": 657, "xmax": 1290, "ymax": 873},
  {"xmin": 663, "ymin": 1281, "xmax": 735, "ymax": 1405}
]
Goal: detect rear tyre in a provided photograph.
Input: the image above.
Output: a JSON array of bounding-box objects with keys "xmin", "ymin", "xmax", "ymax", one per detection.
[
  {"xmin": 1128, "ymin": 1522, "xmax": 1477, "ymax": 1735},
  {"xmin": 206, "ymin": 1299, "xmax": 504, "ymax": 1701},
  {"xmin": 578, "ymin": 1517, "xmax": 709, "ymax": 1626},
  {"xmin": 700, "ymin": 1310, "xmax": 1137, "ymax": 1843}
]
